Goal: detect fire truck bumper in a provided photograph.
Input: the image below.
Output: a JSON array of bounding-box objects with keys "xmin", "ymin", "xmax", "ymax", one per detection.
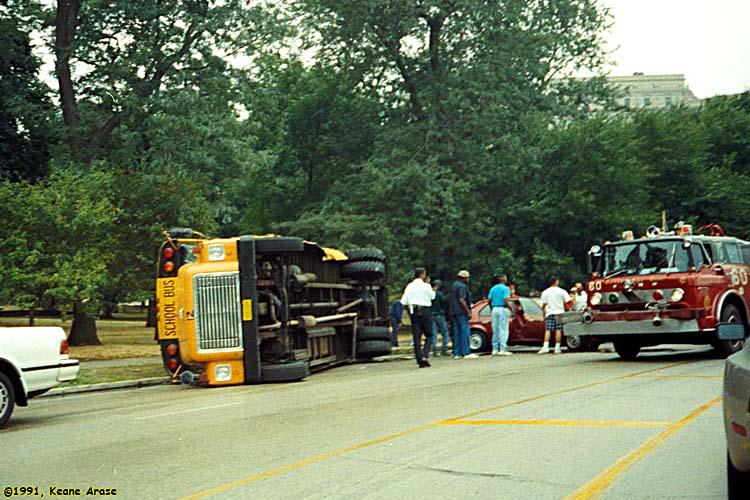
[{"xmin": 561, "ymin": 310, "xmax": 704, "ymax": 337}]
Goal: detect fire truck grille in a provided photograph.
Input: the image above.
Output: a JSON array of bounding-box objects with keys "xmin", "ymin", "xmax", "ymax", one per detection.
[{"xmin": 194, "ymin": 272, "xmax": 243, "ymax": 351}]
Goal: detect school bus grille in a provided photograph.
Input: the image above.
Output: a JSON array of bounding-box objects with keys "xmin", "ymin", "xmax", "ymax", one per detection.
[{"xmin": 193, "ymin": 272, "xmax": 243, "ymax": 351}]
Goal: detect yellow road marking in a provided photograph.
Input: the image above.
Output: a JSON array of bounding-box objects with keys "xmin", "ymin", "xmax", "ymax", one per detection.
[
  {"xmin": 563, "ymin": 396, "xmax": 722, "ymax": 500},
  {"xmin": 180, "ymin": 360, "xmax": 694, "ymax": 499},
  {"xmin": 449, "ymin": 361, "xmax": 689, "ymax": 422},
  {"xmin": 624, "ymin": 374, "xmax": 721, "ymax": 379},
  {"xmin": 440, "ymin": 419, "xmax": 671, "ymax": 428},
  {"xmin": 179, "ymin": 423, "xmax": 443, "ymax": 500}
]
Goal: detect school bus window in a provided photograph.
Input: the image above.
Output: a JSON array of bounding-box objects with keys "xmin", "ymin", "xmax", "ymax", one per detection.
[{"xmin": 180, "ymin": 244, "xmax": 198, "ymax": 264}]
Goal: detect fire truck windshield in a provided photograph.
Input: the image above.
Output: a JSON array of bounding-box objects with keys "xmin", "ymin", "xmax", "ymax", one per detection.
[{"xmin": 602, "ymin": 239, "xmax": 699, "ymax": 277}]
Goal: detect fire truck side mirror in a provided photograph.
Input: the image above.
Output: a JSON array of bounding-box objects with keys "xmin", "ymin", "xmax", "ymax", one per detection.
[{"xmin": 587, "ymin": 245, "xmax": 602, "ymax": 275}]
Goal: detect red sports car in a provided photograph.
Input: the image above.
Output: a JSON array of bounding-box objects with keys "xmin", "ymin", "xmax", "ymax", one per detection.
[{"xmin": 468, "ymin": 297, "xmax": 592, "ymax": 352}]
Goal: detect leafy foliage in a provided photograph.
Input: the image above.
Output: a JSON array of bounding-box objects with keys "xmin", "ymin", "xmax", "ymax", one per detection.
[
  {"xmin": 0, "ymin": 170, "xmax": 117, "ymax": 315},
  {"xmin": 0, "ymin": 4, "xmax": 56, "ymax": 181}
]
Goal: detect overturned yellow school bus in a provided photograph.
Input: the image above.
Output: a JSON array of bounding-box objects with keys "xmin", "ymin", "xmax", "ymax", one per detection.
[{"xmin": 155, "ymin": 228, "xmax": 390, "ymax": 385}]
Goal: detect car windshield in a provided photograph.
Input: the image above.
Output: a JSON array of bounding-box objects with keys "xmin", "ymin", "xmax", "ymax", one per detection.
[{"xmin": 602, "ymin": 240, "xmax": 699, "ymax": 277}]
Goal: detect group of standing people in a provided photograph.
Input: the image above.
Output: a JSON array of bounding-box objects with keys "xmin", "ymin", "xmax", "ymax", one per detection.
[
  {"xmin": 390, "ymin": 268, "xmax": 589, "ymax": 368},
  {"xmin": 392, "ymin": 268, "xmax": 477, "ymax": 368}
]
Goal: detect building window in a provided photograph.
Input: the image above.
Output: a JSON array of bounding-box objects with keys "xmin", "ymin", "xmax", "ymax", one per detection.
[
  {"xmin": 665, "ymin": 97, "xmax": 672, "ymax": 107},
  {"xmin": 643, "ymin": 97, "xmax": 651, "ymax": 107},
  {"xmin": 624, "ymin": 97, "xmax": 630, "ymax": 108}
]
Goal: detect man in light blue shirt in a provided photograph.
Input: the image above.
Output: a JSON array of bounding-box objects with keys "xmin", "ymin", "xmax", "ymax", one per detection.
[{"xmin": 487, "ymin": 273, "xmax": 513, "ymax": 356}]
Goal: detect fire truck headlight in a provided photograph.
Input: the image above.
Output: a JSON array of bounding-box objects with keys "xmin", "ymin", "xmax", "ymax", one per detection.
[
  {"xmin": 670, "ymin": 288, "xmax": 685, "ymax": 302},
  {"xmin": 590, "ymin": 293, "xmax": 602, "ymax": 306},
  {"xmin": 215, "ymin": 364, "xmax": 232, "ymax": 382},
  {"xmin": 207, "ymin": 244, "xmax": 226, "ymax": 261}
]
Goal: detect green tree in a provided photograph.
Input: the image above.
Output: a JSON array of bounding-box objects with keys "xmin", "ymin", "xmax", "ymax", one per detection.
[
  {"xmin": 276, "ymin": 0, "xmax": 616, "ymax": 291},
  {"xmin": 0, "ymin": 3, "xmax": 57, "ymax": 181},
  {"xmin": 0, "ymin": 170, "xmax": 116, "ymax": 342}
]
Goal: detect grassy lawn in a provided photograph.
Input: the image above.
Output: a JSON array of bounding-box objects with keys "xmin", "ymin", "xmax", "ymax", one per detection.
[
  {"xmin": 0, "ymin": 314, "xmax": 160, "ymax": 361},
  {"xmin": 59, "ymin": 364, "xmax": 169, "ymax": 386}
]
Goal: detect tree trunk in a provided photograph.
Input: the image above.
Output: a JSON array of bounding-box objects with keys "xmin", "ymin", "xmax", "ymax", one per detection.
[
  {"xmin": 55, "ymin": 0, "xmax": 82, "ymax": 153},
  {"xmin": 28, "ymin": 309, "xmax": 36, "ymax": 327},
  {"xmin": 100, "ymin": 301, "xmax": 116, "ymax": 320},
  {"xmin": 68, "ymin": 302, "xmax": 101, "ymax": 346}
]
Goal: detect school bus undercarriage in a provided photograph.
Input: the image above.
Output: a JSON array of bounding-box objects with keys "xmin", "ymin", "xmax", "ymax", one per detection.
[{"xmin": 156, "ymin": 229, "xmax": 390, "ymax": 385}]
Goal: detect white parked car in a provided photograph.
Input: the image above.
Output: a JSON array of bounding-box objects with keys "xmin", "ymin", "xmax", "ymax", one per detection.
[
  {"xmin": 722, "ymin": 323, "xmax": 750, "ymax": 498},
  {"xmin": 0, "ymin": 327, "xmax": 80, "ymax": 429}
]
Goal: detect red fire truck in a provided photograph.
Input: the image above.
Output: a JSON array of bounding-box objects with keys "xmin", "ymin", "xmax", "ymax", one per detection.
[{"xmin": 563, "ymin": 223, "xmax": 750, "ymax": 359}]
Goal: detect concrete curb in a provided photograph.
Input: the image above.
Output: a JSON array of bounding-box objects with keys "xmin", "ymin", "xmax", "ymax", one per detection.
[{"xmin": 41, "ymin": 377, "xmax": 170, "ymax": 398}]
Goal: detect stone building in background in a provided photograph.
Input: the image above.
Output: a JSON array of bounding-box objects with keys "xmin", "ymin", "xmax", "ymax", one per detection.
[{"xmin": 609, "ymin": 73, "xmax": 702, "ymax": 109}]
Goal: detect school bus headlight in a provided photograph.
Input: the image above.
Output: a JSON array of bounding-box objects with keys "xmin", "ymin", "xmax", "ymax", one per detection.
[
  {"xmin": 671, "ymin": 288, "xmax": 685, "ymax": 302},
  {"xmin": 207, "ymin": 244, "xmax": 226, "ymax": 261},
  {"xmin": 215, "ymin": 364, "xmax": 232, "ymax": 382}
]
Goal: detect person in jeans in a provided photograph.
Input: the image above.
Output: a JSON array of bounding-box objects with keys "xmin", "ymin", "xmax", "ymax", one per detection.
[
  {"xmin": 388, "ymin": 299, "xmax": 403, "ymax": 347},
  {"xmin": 400, "ymin": 267, "xmax": 435, "ymax": 367},
  {"xmin": 431, "ymin": 279, "xmax": 450, "ymax": 356},
  {"xmin": 487, "ymin": 273, "xmax": 514, "ymax": 356},
  {"xmin": 448, "ymin": 270, "xmax": 476, "ymax": 359}
]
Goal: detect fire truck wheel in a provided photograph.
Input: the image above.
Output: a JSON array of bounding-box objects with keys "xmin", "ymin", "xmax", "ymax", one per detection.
[
  {"xmin": 469, "ymin": 330, "xmax": 490, "ymax": 352},
  {"xmin": 255, "ymin": 237, "xmax": 304, "ymax": 254},
  {"xmin": 261, "ymin": 361, "xmax": 310, "ymax": 383},
  {"xmin": 346, "ymin": 248, "xmax": 386, "ymax": 262},
  {"xmin": 564, "ymin": 334, "xmax": 590, "ymax": 352},
  {"xmin": 613, "ymin": 341, "xmax": 640, "ymax": 360},
  {"xmin": 717, "ymin": 304, "xmax": 745, "ymax": 357},
  {"xmin": 357, "ymin": 326, "xmax": 391, "ymax": 342},
  {"xmin": 356, "ymin": 340, "xmax": 392, "ymax": 358},
  {"xmin": 341, "ymin": 260, "xmax": 386, "ymax": 282},
  {"xmin": 0, "ymin": 371, "xmax": 16, "ymax": 429}
]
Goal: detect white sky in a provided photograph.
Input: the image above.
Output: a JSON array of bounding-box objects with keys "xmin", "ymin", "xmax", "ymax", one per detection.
[{"xmin": 600, "ymin": 0, "xmax": 750, "ymax": 98}]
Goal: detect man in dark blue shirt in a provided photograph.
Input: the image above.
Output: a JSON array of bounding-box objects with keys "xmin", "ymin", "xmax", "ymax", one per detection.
[
  {"xmin": 448, "ymin": 270, "xmax": 475, "ymax": 358},
  {"xmin": 389, "ymin": 300, "xmax": 403, "ymax": 347}
]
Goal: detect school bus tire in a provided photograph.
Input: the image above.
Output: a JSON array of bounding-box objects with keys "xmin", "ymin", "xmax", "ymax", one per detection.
[
  {"xmin": 341, "ymin": 260, "xmax": 385, "ymax": 282},
  {"xmin": 356, "ymin": 340, "xmax": 392, "ymax": 358},
  {"xmin": 261, "ymin": 361, "xmax": 310, "ymax": 382},
  {"xmin": 346, "ymin": 248, "xmax": 386, "ymax": 262},
  {"xmin": 357, "ymin": 326, "xmax": 391, "ymax": 342}
]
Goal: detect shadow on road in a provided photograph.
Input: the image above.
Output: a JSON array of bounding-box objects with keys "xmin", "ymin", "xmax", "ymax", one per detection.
[{"xmin": 600, "ymin": 345, "xmax": 724, "ymax": 363}]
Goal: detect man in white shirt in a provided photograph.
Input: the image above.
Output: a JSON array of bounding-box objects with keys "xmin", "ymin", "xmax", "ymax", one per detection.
[
  {"xmin": 401, "ymin": 267, "xmax": 436, "ymax": 367},
  {"xmin": 538, "ymin": 278, "xmax": 572, "ymax": 354}
]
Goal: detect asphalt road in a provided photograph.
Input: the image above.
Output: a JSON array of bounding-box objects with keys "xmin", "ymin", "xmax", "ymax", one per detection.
[{"xmin": 1, "ymin": 346, "xmax": 728, "ymax": 500}]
